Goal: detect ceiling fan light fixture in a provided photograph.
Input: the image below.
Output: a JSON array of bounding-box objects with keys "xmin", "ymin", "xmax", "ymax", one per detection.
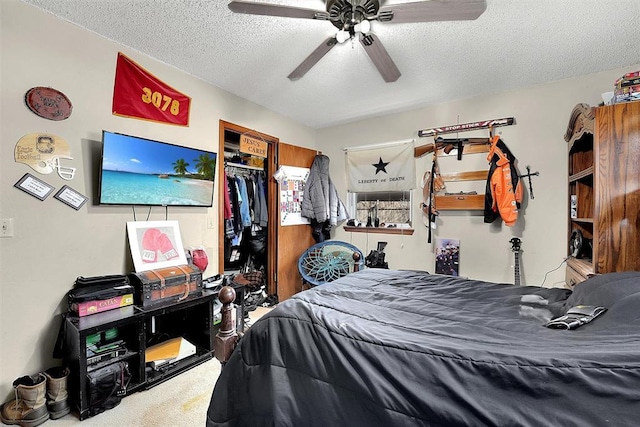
[
  {"xmin": 354, "ymin": 19, "xmax": 371, "ymax": 34},
  {"xmin": 336, "ymin": 29, "xmax": 350, "ymax": 43},
  {"xmin": 228, "ymin": 0, "xmax": 487, "ymax": 83}
]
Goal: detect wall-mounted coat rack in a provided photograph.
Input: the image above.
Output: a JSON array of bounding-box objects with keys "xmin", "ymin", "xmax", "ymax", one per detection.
[{"xmin": 416, "ymin": 116, "xmax": 517, "ymax": 211}]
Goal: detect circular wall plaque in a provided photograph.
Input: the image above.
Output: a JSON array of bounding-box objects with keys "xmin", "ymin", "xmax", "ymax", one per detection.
[{"xmin": 24, "ymin": 86, "xmax": 73, "ymax": 121}]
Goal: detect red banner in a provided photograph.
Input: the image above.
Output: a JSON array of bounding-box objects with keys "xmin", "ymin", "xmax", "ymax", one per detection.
[{"xmin": 112, "ymin": 52, "xmax": 191, "ymax": 126}]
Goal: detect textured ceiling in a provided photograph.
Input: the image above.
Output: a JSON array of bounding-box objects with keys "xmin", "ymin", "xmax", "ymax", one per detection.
[{"xmin": 19, "ymin": 0, "xmax": 640, "ymax": 129}]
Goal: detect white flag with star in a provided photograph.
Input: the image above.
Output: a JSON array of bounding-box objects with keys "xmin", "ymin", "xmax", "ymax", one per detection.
[{"xmin": 345, "ymin": 141, "xmax": 416, "ymax": 192}]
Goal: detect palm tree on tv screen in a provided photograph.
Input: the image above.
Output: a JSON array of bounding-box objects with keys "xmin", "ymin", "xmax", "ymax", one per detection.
[
  {"xmin": 172, "ymin": 158, "xmax": 189, "ymax": 175},
  {"xmin": 195, "ymin": 153, "xmax": 216, "ymax": 180}
]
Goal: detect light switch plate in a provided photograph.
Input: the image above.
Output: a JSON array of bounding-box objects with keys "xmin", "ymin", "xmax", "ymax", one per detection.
[{"xmin": 0, "ymin": 218, "xmax": 14, "ymax": 238}]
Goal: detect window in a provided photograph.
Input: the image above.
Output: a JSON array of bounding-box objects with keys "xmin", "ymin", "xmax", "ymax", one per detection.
[
  {"xmin": 343, "ymin": 139, "xmax": 415, "ymax": 233},
  {"xmin": 348, "ymin": 190, "xmax": 412, "ymax": 228}
]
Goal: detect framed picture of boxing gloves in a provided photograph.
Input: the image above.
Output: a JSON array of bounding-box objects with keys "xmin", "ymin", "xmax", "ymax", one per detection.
[{"xmin": 126, "ymin": 220, "xmax": 187, "ymax": 272}]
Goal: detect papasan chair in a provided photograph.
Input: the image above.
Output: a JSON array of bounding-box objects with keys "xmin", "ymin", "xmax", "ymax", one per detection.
[{"xmin": 297, "ymin": 240, "xmax": 364, "ymax": 286}]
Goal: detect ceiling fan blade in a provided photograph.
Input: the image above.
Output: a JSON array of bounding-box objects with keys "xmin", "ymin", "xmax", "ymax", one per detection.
[
  {"xmin": 379, "ymin": 0, "xmax": 486, "ymax": 24},
  {"xmin": 359, "ymin": 34, "xmax": 401, "ymax": 83},
  {"xmin": 228, "ymin": 1, "xmax": 329, "ymax": 20},
  {"xmin": 288, "ymin": 37, "xmax": 338, "ymax": 81}
]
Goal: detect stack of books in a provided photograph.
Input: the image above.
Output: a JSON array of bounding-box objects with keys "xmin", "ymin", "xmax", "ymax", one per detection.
[{"xmin": 614, "ymin": 71, "xmax": 640, "ymax": 103}]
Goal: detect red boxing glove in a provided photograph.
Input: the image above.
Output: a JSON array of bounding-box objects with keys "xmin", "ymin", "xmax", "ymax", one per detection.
[
  {"xmin": 191, "ymin": 248, "xmax": 208, "ymax": 271},
  {"xmin": 141, "ymin": 228, "xmax": 161, "ymax": 262},
  {"xmin": 157, "ymin": 232, "xmax": 179, "ymax": 260}
]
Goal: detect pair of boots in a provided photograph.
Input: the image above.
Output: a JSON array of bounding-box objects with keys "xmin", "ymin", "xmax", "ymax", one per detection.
[{"xmin": 0, "ymin": 367, "xmax": 70, "ymax": 427}]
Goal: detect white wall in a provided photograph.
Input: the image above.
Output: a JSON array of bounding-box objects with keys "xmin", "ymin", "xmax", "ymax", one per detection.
[
  {"xmin": 0, "ymin": 0, "xmax": 317, "ymax": 398},
  {"xmin": 320, "ymin": 65, "xmax": 639, "ymax": 286}
]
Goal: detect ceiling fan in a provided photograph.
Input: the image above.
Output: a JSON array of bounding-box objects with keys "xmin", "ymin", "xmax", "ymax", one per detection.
[{"xmin": 228, "ymin": 0, "xmax": 487, "ymax": 82}]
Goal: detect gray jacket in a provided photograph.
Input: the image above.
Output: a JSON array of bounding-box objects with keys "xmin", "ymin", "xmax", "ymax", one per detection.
[{"xmin": 301, "ymin": 155, "xmax": 347, "ymax": 225}]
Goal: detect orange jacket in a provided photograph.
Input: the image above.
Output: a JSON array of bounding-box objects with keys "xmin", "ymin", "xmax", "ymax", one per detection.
[{"xmin": 484, "ymin": 136, "xmax": 523, "ymax": 226}]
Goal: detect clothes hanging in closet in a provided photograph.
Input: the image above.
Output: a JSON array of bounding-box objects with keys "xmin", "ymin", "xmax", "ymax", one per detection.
[
  {"xmin": 235, "ymin": 176, "xmax": 252, "ymax": 228},
  {"xmin": 224, "ymin": 168, "xmax": 268, "ymax": 270},
  {"xmin": 255, "ymin": 174, "xmax": 268, "ymax": 227}
]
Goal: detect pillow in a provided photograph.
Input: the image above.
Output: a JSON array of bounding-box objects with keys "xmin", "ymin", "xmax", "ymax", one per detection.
[{"xmin": 563, "ymin": 271, "xmax": 640, "ymax": 313}]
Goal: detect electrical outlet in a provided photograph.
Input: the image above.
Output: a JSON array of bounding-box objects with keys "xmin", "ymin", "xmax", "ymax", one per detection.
[{"xmin": 0, "ymin": 218, "xmax": 14, "ymax": 238}]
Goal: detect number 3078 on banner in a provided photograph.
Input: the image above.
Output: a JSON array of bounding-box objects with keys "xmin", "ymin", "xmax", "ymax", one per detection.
[{"xmin": 141, "ymin": 87, "xmax": 180, "ymax": 115}]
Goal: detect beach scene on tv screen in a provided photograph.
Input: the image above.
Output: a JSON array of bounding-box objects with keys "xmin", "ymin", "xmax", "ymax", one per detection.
[{"xmin": 100, "ymin": 132, "xmax": 216, "ymax": 206}]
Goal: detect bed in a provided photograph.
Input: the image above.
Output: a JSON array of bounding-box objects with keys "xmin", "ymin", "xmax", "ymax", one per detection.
[{"xmin": 206, "ymin": 269, "xmax": 640, "ymax": 426}]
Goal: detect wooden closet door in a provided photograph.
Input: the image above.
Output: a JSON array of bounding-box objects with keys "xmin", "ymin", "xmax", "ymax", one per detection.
[{"xmin": 275, "ymin": 143, "xmax": 318, "ymax": 301}]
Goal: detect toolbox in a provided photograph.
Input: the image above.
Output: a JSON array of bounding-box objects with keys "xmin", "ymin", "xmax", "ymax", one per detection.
[{"xmin": 129, "ymin": 264, "xmax": 203, "ymax": 308}]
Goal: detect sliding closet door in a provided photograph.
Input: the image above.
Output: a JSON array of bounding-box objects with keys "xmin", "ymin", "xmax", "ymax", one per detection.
[{"xmin": 275, "ymin": 143, "xmax": 318, "ymax": 301}]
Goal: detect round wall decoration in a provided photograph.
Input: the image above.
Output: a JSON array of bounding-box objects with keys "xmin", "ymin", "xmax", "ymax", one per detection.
[{"xmin": 24, "ymin": 86, "xmax": 73, "ymax": 121}]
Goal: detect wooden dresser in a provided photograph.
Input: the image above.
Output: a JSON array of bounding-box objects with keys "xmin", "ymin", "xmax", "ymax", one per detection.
[{"xmin": 564, "ymin": 102, "xmax": 640, "ymax": 287}]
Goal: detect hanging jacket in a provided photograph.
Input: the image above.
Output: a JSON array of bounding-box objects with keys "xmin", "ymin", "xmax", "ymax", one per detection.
[
  {"xmin": 301, "ymin": 155, "xmax": 347, "ymax": 226},
  {"xmin": 228, "ymin": 175, "xmax": 243, "ymax": 234},
  {"xmin": 244, "ymin": 176, "xmax": 255, "ymax": 222},
  {"xmin": 235, "ymin": 176, "xmax": 252, "ymax": 228},
  {"xmin": 484, "ymin": 136, "xmax": 523, "ymax": 226},
  {"xmin": 256, "ymin": 174, "xmax": 268, "ymax": 227},
  {"xmin": 223, "ymin": 173, "xmax": 232, "ymax": 220}
]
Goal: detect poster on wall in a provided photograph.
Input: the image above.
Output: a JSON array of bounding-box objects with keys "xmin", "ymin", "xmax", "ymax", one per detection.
[
  {"xmin": 112, "ymin": 52, "xmax": 191, "ymax": 126},
  {"xmin": 435, "ymin": 238, "xmax": 460, "ymax": 276},
  {"xmin": 126, "ymin": 220, "xmax": 188, "ymax": 272},
  {"xmin": 273, "ymin": 166, "xmax": 310, "ymax": 226}
]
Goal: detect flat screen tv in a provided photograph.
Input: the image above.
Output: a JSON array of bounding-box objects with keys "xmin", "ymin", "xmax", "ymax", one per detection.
[{"xmin": 99, "ymin": 130, "xmax": 216, "ymax": 207}]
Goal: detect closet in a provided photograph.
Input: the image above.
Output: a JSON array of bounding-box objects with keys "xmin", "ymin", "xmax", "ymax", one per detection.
[
  {"xmin": 220, "ymin": 124, "xmax": 274, "ymax": 292},
  {"xmin": 218, "ymin": 121, "xmax": 318, "ymax": 301}
]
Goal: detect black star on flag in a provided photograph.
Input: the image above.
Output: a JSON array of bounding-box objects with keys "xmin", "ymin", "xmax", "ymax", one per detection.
[{"xmin": 372, "ymin": 157, "xmax": 389, "ymax": 174}]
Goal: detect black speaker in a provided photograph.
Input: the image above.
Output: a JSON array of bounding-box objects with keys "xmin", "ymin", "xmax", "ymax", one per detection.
[{"xmin": 569, "ymin": 229, "xmax": 592, "ymax": 259}]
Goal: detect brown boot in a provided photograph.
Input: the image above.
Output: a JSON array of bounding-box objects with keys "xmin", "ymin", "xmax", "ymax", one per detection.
[
  {"xmin": 42, "ymin": 367, "xmax": 70, "ymax": 420},
  {"xmin": 0, "ymin": 373, "xmax": 49, "ymax": 427}
]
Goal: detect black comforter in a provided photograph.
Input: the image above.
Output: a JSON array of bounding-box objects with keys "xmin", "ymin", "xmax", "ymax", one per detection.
[{"xmin": 207, "ymin": 270, "xmax": 640, "ymax": 426}]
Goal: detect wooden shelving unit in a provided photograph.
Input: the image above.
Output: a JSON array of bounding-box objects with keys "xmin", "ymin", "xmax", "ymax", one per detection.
[
  {"xmin": 564, "ymin": 102, "xmax": 640, "ymax": 287},
  {"xmin": 61, "ymin": 289, "xmax": 245, "ymax": 420}
]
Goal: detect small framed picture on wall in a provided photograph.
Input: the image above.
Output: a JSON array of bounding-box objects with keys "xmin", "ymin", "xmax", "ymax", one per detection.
[
  {"xmin": 435, "ymin": 238, "xmax": 460, "ymax": 276},
  {"xmin": 14, "ymin": 173, "xmax": 55, "ymax": 201},
  {"xmin": 54, "ymin": 185, "xmax": 88, "ymax": 210},
  {"xmin": 126, "ymin": 220, "xmax": 188, "ymax": 272}
]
